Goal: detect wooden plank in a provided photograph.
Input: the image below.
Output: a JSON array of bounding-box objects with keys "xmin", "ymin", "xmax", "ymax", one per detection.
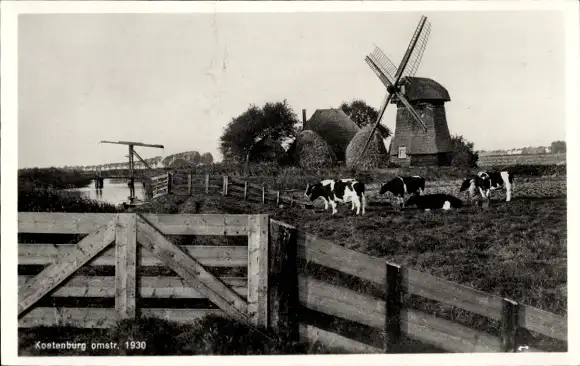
[
  {"xmin": 136, "ymin": 215, "xmax": 249, "ymax": 324},
  {"xmin": 298, "ymin": 275, "xmax": 501, "ymax": 352},
  {"xmin": 18, "ymin": 220, "xmax": 116, "ymax": 315},
  {"xmin": 19, "ymin": 244, "xmax": 248, "ymax": 267},
  {"xmin": 19, "ymin": 308, "xmax": 224, "ymax": 328},
  {"xmin": 403, "ymin": 308, "xmax": 502, "ymax": 352},
  {"xmin": 298, "ymin": 274, "xmax": 384, "ymax": 329},
  {"xmin": 276, "ymin": 191, "xmax": 280, "ymax": 206},
  {"xmin": 140, "ymin": 214, "xmax": 248, "ymax": 235},
  {"xmin": 115, "ymin": 214, "xmax": 137, "ymax": 319},
  {"xmin": 18, "ymin": 213, "xmax": 116, "ymax": 234},
  {"xmin": 150, "ymin": 174, "xmax": 168, "ymax": 182},
  {"xmin": 205, "ymin": 173, "xmax": 209, "ymax": 194},
  {"xmin": 262, "ymin": 186, "xmax": 266, "ymax": 204},
  {"xmin": 404, "ymin": 268, "xmax": 504, "ymax": 321},
  {"xmin": 244, "ymin": 181, "xmax": 248, "ymax": 200},
  {"xmin": 297, "ymin": 231, "xmax": 385, "ymax": 285},
  {"xmin": 298, "ymin": 235, "xmax": 506, "ymax": 322},
  {"xmin": 269, "ymin": 220, "xmax": 299, "ymax": 340},
  {"xmin": 247, "ymin": 214, "xmax": 269, "ymax": 327},
  {"xmin": 299, "ymin": 323, "xmax": 382, "ymax": 354},
  {"xmin": 228, "ymin": 176, "xmax": 246, "ymax": 186},
  {"xmin": 188, "ymin": 173, "xmax": 193, "ymax": 195},
  {"xmin": 223, "ymin": 175, "xmax": 229, "ymax": 196},
  {"xmin": 519, "ymin": 304, "xmax": 567, "ymax": 341},
  {"xmin": 384, "ymin": 262, "xmax": 402, "ymax": 351},
  {"xmin": 18, "ymin": 275, "xmax": 247, "ymax": 299},
  {"xmin": 501, "ymin": 298, "xmax": 519, "ymax": 352}
]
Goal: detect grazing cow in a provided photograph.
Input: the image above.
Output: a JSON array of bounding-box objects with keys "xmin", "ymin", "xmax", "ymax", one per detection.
[
  {"xmin": 404, "ymin": 193, "xmax": 463, "ymax": 211},
  {"xmin": 460, "ymin": 171, "xmax": 514, "ymax": 202},
  {"xmin": 379, "ymin": 176, "xmax": 426, "ymax": 207},
  {"xmin": 305, "ymin": 178, "xmax": 366, "ymax": 215}
]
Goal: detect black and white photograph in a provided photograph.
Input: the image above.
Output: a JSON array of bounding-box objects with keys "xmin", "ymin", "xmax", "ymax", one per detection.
[{"xmin": 1, "ymin": 1, "xmax": 579, "ymax": 364}]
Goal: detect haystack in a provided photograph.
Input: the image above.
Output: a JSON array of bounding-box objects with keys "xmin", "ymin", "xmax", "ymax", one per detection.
[
  {"xmin": 293, "ymin": 130, "xmax": 337, "ymax": 168},
  {"xmin": 304, "ymin": 109, "xmax": 360, "ymax": 162},
  {"xmin": 345, "ymin": 124, "xmax": 390, "ymax": 169}
]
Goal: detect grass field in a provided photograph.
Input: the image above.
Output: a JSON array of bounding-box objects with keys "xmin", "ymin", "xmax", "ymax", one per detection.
[
  {"xmin": 18, "ymin": 166, "xmax": 568, "ymax": 354},
  {"xmin": 477, "ymin": 153, "xmax": 566, "ymax": 167},
  {"xmin": 125, "ymin": 170, "xmax": 567, "ymax": 352}
]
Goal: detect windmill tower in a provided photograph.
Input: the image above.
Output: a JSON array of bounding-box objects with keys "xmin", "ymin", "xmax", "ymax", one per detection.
[{"xmin": 359, "ymin": 15, "xmax": 453, "ymax": 167}]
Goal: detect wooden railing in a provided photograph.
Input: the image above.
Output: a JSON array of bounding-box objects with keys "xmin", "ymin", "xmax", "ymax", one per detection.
[
  {"xmin": 151, "ymin": 173, "xmax": 311, "ymax": 207},
  {"xmin": 18, "ymin": 212, "xmax": 274, "ymax": 329},
  {"xmin": 145, "ymin": 173, "xmax": 172, "ymax": 199},
  {"xmin": 18, "ymin": 212, "xmax": 567, "ymax": 353},
  {"xmin": 290, "ymin": 226, "xmax": 567, "ymax": 352}
]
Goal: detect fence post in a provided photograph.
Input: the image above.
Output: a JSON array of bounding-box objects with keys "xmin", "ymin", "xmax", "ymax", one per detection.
[
  {"xmin": 501, "ymin": 298, "xmax": 520, "ymax": 352},
  {"xmin": 247, "ymin": 214, "xmax": 269, "ymax": 328},
  {"xmin": 205, "ymin": 174, "xmax": 209, "ymax": 194},
  {"xmin": 188, "ymin": 173, "xmax": 193, "ymax": 195},
  {"xmin": 384, "ymin": 262, "xmax": 402, "ymax": 352},
  {"xmin": 268, "ymin": 220, "xmax": 299, "ymax": 342},
  {"xmin": 276, "ymin": 191, "xmax": 280, "ymax": 206},
  {"xmin": 222, "ymin": 175, "xmax": 229, "ymax": 196},
  {"xmin": 167, "ymin": 173, "xmax": 172, "ymax": 195},
  {"xmin": 262, "ymin": 186, "xmax": 266, "ymax": 204},
  {"xmin": 115, "ymin": 214, "xmax": 137, "ymax": 320},
  {"xmin": 243, "ymin": 181, "xmax": 248, "ymax": 201}
]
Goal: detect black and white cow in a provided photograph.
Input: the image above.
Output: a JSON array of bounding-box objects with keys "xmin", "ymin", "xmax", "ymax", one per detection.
[
  {"xmin": 305, "ymin": 178, "xmax": 366, "ymax": 215},
  {"xmin": 460, "ymin": 171, "xmax": 514, "ymax": 202},
  {"xmin": 379, "ymin": 176, "xmax": 426, "ymax": 207},
  {"xmin": 404, "ymin": 193, "xmax": 463, "ymax": 211}
]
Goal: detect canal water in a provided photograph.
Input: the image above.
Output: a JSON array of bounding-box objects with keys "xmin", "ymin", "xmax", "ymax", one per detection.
[{"xmin": 68, "ymin": 179, "xmax": 146, "ymax": 206}]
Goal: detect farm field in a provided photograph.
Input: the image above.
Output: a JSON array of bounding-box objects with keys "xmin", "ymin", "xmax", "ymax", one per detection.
[
  {"xmin": 18, "ymin": 167, "xmax": 567, "ymax": 354},
  {"xmin": 477, "ymin": 153, "xmax": 566, "ymax": 167},
  {"xmin": 126, "ymin": 172, "xmax": 567, "ymax": 352}
]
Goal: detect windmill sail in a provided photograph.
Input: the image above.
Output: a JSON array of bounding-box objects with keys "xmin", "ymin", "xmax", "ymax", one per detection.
[
  {"xmin": 400, "ymin": 20, "xmax": 431, "ymax": 79},
  {"xmin": 357, "ymin": 15, "xmax": 432, "ymax": 162}
]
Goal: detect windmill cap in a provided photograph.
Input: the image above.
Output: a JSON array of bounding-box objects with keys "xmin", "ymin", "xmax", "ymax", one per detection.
[{"xmin": 392, "ymin": 77, "xmax": 451, "ymax": 103}]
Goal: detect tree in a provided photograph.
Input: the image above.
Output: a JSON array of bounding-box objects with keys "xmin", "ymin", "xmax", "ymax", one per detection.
[
  {"xmin": 201, "ymin": 152, "xmax": 214, "ymax": 165},
  {"xmin": 340, "ymin": 99, "xmax": 391, "ymax": 133},
  {"xmin": 189, "ymin": 151, "xmax": 201, "ymax": 165},
  {"xmin": 551, "ymin": 140, "xmax": 566, "ymax": 154},
  {"xmin": 450, "ymin": 135, "xmax": 479, "ymax": 167},
  {"xmin": 219, "ymin": 100, "xmax": 300, "ymax": 172}
]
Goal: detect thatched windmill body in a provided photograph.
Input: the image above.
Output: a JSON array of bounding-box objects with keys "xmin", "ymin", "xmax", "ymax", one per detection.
[{"xmin": 359, "ymin": 15, "xmax": 453, "ymax": 167}]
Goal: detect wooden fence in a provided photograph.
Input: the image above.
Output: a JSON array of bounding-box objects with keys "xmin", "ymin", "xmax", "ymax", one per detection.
[
  {"xmin": 145, "ymin": 173, "xmax": 171, "ymax": 199},
  {"xmin": 18, "ymin": 213, "xmax": 567, "ymax": 353},
  {"xmin": 149, "ymin": 172, "xmax": 311, "ymax": 208}
]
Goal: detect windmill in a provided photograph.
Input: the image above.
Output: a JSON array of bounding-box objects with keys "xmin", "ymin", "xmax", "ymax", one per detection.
[
  {"xmin": 100, "ymin": 140, "xmax": 164, "ymax": 204},
  {"xmin": 359, "ymin": 15, "xmax": 453, "ymax": 167}
]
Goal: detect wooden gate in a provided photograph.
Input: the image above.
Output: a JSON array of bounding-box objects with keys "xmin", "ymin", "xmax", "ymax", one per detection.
[{"xmin": 18, "ymin": 213, "xmax": 271, "ymax": 328}]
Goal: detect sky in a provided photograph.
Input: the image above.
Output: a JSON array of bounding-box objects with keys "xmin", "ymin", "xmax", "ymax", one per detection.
[{"xmin": 17, "ymin": 10, "xmax": 566, "ymax": 168}]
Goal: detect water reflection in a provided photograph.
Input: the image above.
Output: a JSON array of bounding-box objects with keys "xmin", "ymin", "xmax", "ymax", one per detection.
[{"xmin": 68, "ymin": 179, "xmax": 146, "ymax": 205}]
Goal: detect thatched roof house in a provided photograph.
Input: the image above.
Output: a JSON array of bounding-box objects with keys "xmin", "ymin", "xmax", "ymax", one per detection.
[{"xmin": 303, "ymin": 109, "xmax": 360, "ymax": 162}]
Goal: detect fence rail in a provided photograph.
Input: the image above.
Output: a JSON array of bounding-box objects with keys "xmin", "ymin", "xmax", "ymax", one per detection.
[
  {"xmin": 145, "ymin": 172, "xmax": 312, "ymax": 208},
  {"xmin": 18, "ymin": 212, "xmax": 567, "ymax": 353}
]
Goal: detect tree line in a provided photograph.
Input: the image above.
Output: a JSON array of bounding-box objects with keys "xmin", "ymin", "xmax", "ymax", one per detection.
[{"xmin": 219, "ymin": 99, "xmax": 479, "ymax": 168}]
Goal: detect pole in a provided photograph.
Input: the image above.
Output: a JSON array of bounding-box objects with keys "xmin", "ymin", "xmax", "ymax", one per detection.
[{"xmin": 129, "ymin": 145, "xmax": 135, "ymax": 202}]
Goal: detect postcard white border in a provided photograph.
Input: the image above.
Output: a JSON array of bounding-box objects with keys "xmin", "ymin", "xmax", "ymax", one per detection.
[{"xmin": 2, "ymin": 1, "xmax": 579, "ymax": 365}]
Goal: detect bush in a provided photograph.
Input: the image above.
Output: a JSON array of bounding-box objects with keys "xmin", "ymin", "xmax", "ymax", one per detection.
[
  {"xmin": 450, "ymin": 135, "xmax": 479, "ymax": 167},
  {"xmin": 18, "ymin": 187, "xmax": 119, "ymax": 213},
  {"xmin": 18, "ymin": 167, "xmax": 92, "ymax": 190}
]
